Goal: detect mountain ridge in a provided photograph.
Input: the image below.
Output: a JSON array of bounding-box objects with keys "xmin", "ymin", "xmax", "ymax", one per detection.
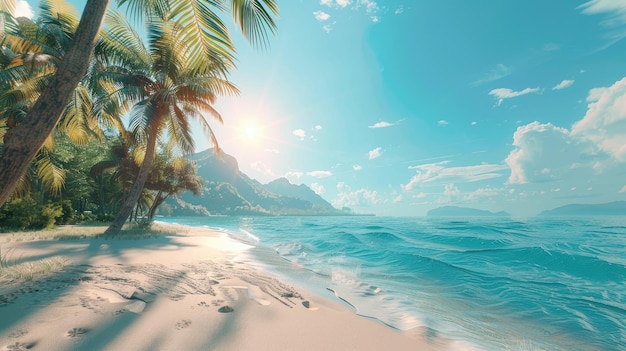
[{"xmin": 171, "ymin": 149, "xmax": 342, "ymax": 216}]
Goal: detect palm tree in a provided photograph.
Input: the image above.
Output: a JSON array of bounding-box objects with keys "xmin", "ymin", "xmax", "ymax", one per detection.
[
  {"xmin": 0, "ymin": 1, "xmax": 124, "ymax": 197},
  {"xmin": 0, "ymin": 0, "xmax": 278, "ymax": 206},
  {"xmin": 99, "ymin": 13, "xmax": 238, "ymax": 234}
]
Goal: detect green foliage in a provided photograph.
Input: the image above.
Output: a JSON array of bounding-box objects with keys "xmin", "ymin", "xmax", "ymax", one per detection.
[
  {"xmin": 0, "ymin": 196, "xmax": 66, "ymax": 230},
  {"xmin": 0, "ymin": 196, "xmax": 37, "ymax": 230}
]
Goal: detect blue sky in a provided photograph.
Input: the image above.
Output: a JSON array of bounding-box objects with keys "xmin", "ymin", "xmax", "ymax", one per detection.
[{"xmin": 18, "ymin": 0, "xmax": 626, "ymax": 216}]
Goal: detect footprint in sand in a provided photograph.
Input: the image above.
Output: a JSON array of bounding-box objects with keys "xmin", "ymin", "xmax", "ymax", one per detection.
[
  {"xmin": 8, "ymin": 329, "xmax": 28, "ymax": 339},
  {"xmin": 175, "ymin": 320, "xmax": 192, "ymax": 330},
  {"xmin": 302, "ymin": 301, "xmax": 319, "ymax": 311},
  {"xmin": 6, "ymin": 342, "xmax": 32, "ymax": 351},
  {"xmin": 218, "ymin": 305, "xmax": 234, "ymax": 313},
  {"xmin": 67, "ymin": 328, "xmax": 88, "ymax": 337}
]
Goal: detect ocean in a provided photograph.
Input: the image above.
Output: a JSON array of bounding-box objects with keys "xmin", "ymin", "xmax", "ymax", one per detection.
[{"xmin": 160, "ymin": 216, "xmax": 626, "ymax": 351}]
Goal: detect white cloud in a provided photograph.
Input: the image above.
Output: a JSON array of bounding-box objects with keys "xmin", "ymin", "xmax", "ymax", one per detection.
[
  {"xmin": 403, "ymin": 162, "xmax": 507, "ymax": 191},
  {"xmin": 438, "ymin": 120, "xmax": 449, "ymax": 126},
  {"xmin": 285, "ymin": 171, "xmax": 303, "ymax": 181},
  {"xmin": 505, "ymin": 121, "xmax": 602, "ymax": 184},
  {"xmin": 471, "ymin": 64, "xmax": 512, "ymax": 86},
  {"xmin": 464, "ymin": 187, "xmax": 502, "ymax": 201},
  {"xmin": 293, "ymin": 129, "xmax": 306, "ymax": 140},
  {"xmin": 368, "ymin": 121, "xmax": 394, "ymax": 128},
  {"xmin": 320, "ymin": 0, "xmax": 332, "ymax": 6},
  {"xmin": 471, "ymin": 121, "xmax": 478, "ymax": 125},
  {"xmin": 307, "ymin": 170, "xmax": 333, "ymax": 178},
  {"xmin": 553, "ymin": 80, "xmax": 575, "ymax": 90},
  {"xmin": 311, "ymin": 183, "xmax": 326, "ymax": 195},
  {"xmin": 393, "ymin": 195, "xmax": 403, "ymax": 203},
  {"xmin": 444, "ymin": 184, "xmax": 460, "ymax": 197},
  {"xmin": 489, "ymin": 87, "xmax": 541, "ymax": 106},
  {"xmin": 414, "ymin": 192, "xmax": 427, "ymax": 199},
  {"xmin": 619, "ymin": 185, "xmax": 626, "ymax": 193},
  {"xmin": 336, "ymin": 0, "xmax": 351, "ymax": 7},
  {"xmin": 395, "ymin": 6, "xmax": 404, "ymax": 15},
  {"xmin": 332, "ymin": 182, "xmax": 383, "ymax": 208},
  {"xmin": 360, "ymin": 0, "xmax": 378, "ymax": 13},
  {"xmin": 264, "ymin": 148, "xmax": 280, "ymax": 154},
  {"xmin": 322, "ymin": 22, "xmax": 336, "ymax": 33},
  {"xmin": 14, "ymin": 0, "xmax": 34, "ymax": 18},
  {"xmin": 353, "ymin": 164, "xmax": 363, "ymax": 171},
  {"xmin": 578, "ymin": 0, "xmax": 626, "ymax": 24},
  {"xmin": 571, "ymin": 77, "xmax": 626, "ymax": 161},
  {"xmin": 250, "ymin": 162, "xmax": 275, "ymax": 177},
  {"xmin": 314, "ymin": 125, "xmax": 323, "ymax": 130},
  {"xmin": 314, "ymin": 11, "xmax": 331, "ymax": 21},
  {"xmin": 369, "ymin": 147, "xmax": 382, "ymax": 160}
]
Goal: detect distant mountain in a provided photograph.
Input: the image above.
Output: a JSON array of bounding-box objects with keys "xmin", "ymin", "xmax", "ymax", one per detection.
[
  {"xmin": 538, "ymin": 201, "xmax": 626, "ymax": 217},
  {"xmin": 427, "ymin": 206, "xmax": 510, "ymax": 217},
  {"xmin": 169, "ymin": 149, "xmax": 341, "ymax": 216}
]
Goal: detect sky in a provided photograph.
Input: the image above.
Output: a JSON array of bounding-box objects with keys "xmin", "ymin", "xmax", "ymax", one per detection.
[{"xmin": 18, "ymin": 0, "xmax": 626, "ymax": 216}]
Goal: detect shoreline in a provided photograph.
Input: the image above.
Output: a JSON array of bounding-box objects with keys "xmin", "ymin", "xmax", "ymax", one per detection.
[{"xmin": 0, "ymin": 223, "xmax": 447, "ymax": 350}]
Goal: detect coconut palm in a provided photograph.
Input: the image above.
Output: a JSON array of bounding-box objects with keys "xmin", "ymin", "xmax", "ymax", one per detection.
[
  {"xmin": 98, "ymin": 12, "xmax": 238, "ymax": 234},
  {"xmin": 0, "ymin": 1, "xmax": 124, "ymax": 197},
  {"xmin": 0, "ymin": 0, "xmax": 278, "ymax": 206}
]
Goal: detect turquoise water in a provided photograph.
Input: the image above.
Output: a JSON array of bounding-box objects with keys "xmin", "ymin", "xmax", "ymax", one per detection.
[{"xmin": 161, "ymin": 216, "xmax": 626, "ymax": 351}]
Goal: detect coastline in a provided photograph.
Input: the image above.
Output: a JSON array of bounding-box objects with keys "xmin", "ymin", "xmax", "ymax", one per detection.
[{"xmin": 0, "ymin": 223, "xmax": 446, "ymax": 351}]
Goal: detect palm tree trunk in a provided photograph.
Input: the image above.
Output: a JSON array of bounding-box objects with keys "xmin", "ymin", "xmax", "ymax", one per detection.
[
  {"xmin": 0, "ymin": 0, "xmax": 111, "ymax": 206},
  {"xmin": 104, "ymin": 130, "xmax": 159, "ymax": 235}
]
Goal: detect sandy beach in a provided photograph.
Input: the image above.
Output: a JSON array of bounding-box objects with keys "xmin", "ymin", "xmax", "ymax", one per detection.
[{"xmin": 0, "ymin": 224, "xmax": 446, "ymax": 351}]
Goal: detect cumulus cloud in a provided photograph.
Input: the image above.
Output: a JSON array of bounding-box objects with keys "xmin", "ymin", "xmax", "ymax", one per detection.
[
  {"xmin": 14, "ymin": 0, "xmax": 34, "ymax": 18},
  {"xmin": 314, "ymin": 11, "xmax": 331, "ymax": 21},
  {"xmin": 307, "ymin": 170, "xmax": 333, "ymax": 178},
  {"xmin": 332, "ymin": 182, "xmax": 383, "ymax": 208},
  {"xmin": 337, "ymin": 0, "xmax": 351, "ymax": 7},
  {"xmin": 438, "ymin": 120, "xmax": 449, "ymax": 126},
  {"xmin": 505, "ymin": 122, "xmax": 602, "ymax": 184},
  {"xmin": 311, "ymin": 183, "xmax": 326, "ymax": 195},
  {"xmin": 314, "ymin": 125, "xmax": 323, "ymax": 130},
  {"xmin": 353, "ymin": 164, "xmax": 363, "ymax": 171},
  {"xmin": 620, "ymin": 185, "xmax": 626, "ymax": 193},
  {"xmin": 403, "ymin": 162, "xmax": 507, "ymax": 191},
  {"xmin": 395, "ymin": 6, "xmax": 404, "ymax": 15},
  {"xmin": 368, "ymin": 121, "xmax": 394, "ymax": 128},
  {"xmin": 489, "ymin": 87, "xmax": 541, "ymax": 106},
  {"xmin": 369, "ymin": 147, "xmax": 382, "ymax": 160},
  {"xmin": 293, "ymin": 129, "xmax": 306, "ymax": 140},
  {"xmin": 571, "ymin": 77, "xmax": 626, "ymax": 161},
  {"xmin": 553, "ymin": 79, "xmax": 575, "ymax": 90}
]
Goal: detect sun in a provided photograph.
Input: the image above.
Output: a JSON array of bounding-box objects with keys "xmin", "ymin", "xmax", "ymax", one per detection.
[
  {"xmin": 239, "ymin": 120, "xmax": 262, "ymax": 143},
  {"xmin": 243, "ymin": 123, "xmax": 260, "ymax": 140}
]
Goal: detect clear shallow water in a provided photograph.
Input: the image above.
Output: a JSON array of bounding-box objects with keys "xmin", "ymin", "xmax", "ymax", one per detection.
[{"xmin": 161, "ymin": 216, "xmax": 626, "ymax": 351}]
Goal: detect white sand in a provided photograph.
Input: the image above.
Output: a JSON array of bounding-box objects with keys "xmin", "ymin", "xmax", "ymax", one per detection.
[{"xmin": 0, "ymin": 224, "xmax": 447, "ymax": 350}]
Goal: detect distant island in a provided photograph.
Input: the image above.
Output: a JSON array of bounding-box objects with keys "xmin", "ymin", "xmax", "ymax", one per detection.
[
  {"xmin": 427, "ymin": 206, "xmax": 510, "ymax": 217},
  {"xmin": 538, "ymin": 201, "xmax": 626, "ymax": 217}
]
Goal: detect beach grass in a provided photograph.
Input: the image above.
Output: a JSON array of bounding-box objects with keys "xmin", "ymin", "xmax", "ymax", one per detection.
[
  {"xmin": 0, "ymin": 222, "xmax": 181, "ymax": 243},
  {"xmin": 0, "ymin": 243, "xmax": 66, "ymax": 281},
  {"xmin": 0, "ymin": 222, "xmax": 180, "ymax": 281}
]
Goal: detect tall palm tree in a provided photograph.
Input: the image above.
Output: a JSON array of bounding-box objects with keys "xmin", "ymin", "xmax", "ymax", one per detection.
[
  {"xmin": 0, "ymin": 1, "xmax": 124, "ymax": 197},
  {"xmin": 0, "ymin": 0, "xmax": 278, "ymax": 206},
  {"xmin": 99, "ymin": 13, "xmax": 238, "ymax": 235}
]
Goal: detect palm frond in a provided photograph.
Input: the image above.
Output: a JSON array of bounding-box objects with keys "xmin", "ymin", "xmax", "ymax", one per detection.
[
  {"xmin": 167, "ymin": 0, "xmax": 235, "ymax": 71},
  {"xmin": 230, "ymin": 0, "xmax": 278, "ymax": 49},
  {"xmin": 33, "ymin": 148, "xmax": 65, "ymax": 195}
]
